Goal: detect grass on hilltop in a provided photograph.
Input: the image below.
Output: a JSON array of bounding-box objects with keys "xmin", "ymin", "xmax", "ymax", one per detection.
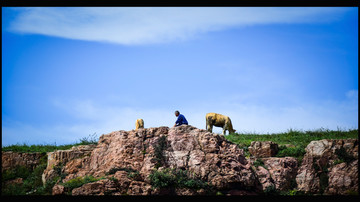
[
  {"xmin": 225, "ymin": 128, "xmax": 358, "ymax": 159},
  {"xmin": 2, "ymin": 129, "xmax": 358, "ymax": 155},
  {"xmin": 2, "ymin": 133, "xmax": 98, "ymax": 153}
]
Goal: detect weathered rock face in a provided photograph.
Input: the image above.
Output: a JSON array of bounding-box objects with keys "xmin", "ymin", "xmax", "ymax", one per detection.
[
  {"xmin": 2, "ymin": 151, "xmax": 46, "ymax": 172},
  {"xmin": 42, "ymin": 144, "xmax": 96, "ymax": 185},
  {"xmin": 248, "ymin": 141, "xmax": 279, "ymax": 158},
  {"xmin": 43, "ymin": 125, "xmax": 261, "ymax": 195},
  {"xmin": 326, "ymin": 160, "xmax": 358, "ymax": 195},
  {"xmin": 252, "ymin": 157, "xmax": 298, "ymax": 191},
  {"xmin": 296, "ymin": 139, "xmax": 358, "ymax": 195},
  {"xmin": 39, "ymin": 126, "xmax": 358, "ymax": 196},
  {"xmin": 165, "ymin": 126, "xmax": 256, "ymax": 191},
  {"xmin": 87, "ymin": 126, "xmax": 170, "ymax": 179},
  {"xmin": 71, "ymin": 179, "xmax": 123, "ymax": 196},
  {"xmin": 52, "ymin": 184, "xmax": 65, "ymax": 195},
  {"xmin": 45, "ymin": 145, "xmax": 96, "ymax": 171}
]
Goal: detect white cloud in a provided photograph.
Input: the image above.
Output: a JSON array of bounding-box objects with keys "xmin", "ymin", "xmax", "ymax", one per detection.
[{"xmin": 7, "ymin": 7, "xmax": 349, "ymax": 45}]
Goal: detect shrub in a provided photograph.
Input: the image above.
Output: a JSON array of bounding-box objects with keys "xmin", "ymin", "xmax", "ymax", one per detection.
[
  {"xmin": 1, "ymin": 183, "xmax": 26, "ymax": 195},
  {"xmin": 2, "ymin": 165, "xmax": 31, "ymax": 182},
  {"xmin": 312, "ymin": 158, "xmax": 329, "ymax": 195},
  {"xmin": 148, "ymin": 168, "xmax": 211, "ymax": 191},
  {"xmin": 22, "ymin": 163, "xmax": 47, "ymax": 193},
  {"xmin": 62, "ymin": 175, "xmax": 101, "ymax": 194},
  {"xmin": 263, "ymin": 185, "xmax": 278, "ymax": 195},
  {"xmin": 253, "ymin": 158, "xmax": 267, "ymax": 169},
  {"xmin": 77, "ymin": 133, "xmax": 98, "ymax": 145},
  {"xmin": 148, "ymin": 168, "xmax": 175, "ymax": 188},
  {"xmin": 153, "ymin": 135, "xmax": 168, "ymax": 169},
  {"xmin": 62, "ymin": 177, "xmax": 85, "ymax": 190},
  {"xmin": 335, "ymin": 147, "xmax": 356, "ymax": 165},
  {"xmin": 280, "ymin": 189, "xmax": 307, "ymax": 196}
]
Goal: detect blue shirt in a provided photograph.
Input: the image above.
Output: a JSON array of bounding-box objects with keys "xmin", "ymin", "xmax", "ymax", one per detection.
[{"xmin": 175, "ymin": 114, "xmax": 188, "ymax": 126}]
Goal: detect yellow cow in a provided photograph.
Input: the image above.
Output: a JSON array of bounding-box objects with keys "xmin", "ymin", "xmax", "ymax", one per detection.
[
  {"xmin": 206, "ymin": 113, "xmax": 236, "ymax": 135},
  {"xmin": 135, "ymin": 119, "xmax": 144, "ymax": 130}
]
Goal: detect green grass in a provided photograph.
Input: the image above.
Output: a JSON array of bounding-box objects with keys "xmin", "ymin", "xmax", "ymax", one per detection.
[
  {"xmin": 2, "ymin": 133, "xmax": 98, "ymax": 153},
  {"xmin": 226, "ymin": 128, "xmax": 358, "ymax": 158},
  {"xmin": 226, "ymin": 128, "xmax": 358, "ymax": 148}
]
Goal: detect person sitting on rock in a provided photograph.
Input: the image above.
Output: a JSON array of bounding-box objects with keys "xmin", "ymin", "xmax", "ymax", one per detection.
[{"xmin": 173, "ymin": 110, "xmax": 188, "ymax": 127}]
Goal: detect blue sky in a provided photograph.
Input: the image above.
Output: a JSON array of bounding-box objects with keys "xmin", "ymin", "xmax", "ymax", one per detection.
[{"xmin": 2, "ymin": 7, "xmax": 358, "ymax": 146}]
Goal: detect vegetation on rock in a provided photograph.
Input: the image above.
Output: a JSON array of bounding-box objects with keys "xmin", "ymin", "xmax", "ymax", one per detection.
[{"xmin": 1, "ymin": 128, "xmax": 358, "ymax": 196}]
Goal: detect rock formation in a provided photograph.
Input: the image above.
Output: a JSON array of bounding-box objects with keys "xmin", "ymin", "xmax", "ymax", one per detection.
[
  {"xmin": 252, "ymin": 157, "xmax": 298, "ymax": 192},
  {"xmin": 2, "ymin": 125, "xmax": 358, "ymax": 195},
  {"xmin": 42, "ymin": 144, "xmax": 96, "ymax": 185},
  {"xmin": 296, "ymin": 139, "xmax": 358, "ymax": 195},
  {"xmin": 2, "ymin": 151, "xmax": 46, "ymax": 172},
  {"xmin": 43, "ymin": 125, "xmax": 261, "ymax": 195},
  {"xmin": 248, "ymin": 141, "xmax": 279, "ymax": 158}
]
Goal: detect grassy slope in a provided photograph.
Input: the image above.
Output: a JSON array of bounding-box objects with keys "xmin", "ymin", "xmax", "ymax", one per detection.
[
  {"xmin": 2, "ymin": 134, "xmax": 98, "ymax": 153},
  {"xmin": 226, "ymin": 128, "xmax": 358, "ymax": 147},
  {"xmin": 225, "ymin": 128, "xmax": 358, "ymax": 158}
]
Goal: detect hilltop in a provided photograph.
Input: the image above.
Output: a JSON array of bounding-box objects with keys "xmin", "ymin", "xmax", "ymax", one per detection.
[{"xmin": 2, "ymin": 126, "xmax": 358, "ymax": 195}]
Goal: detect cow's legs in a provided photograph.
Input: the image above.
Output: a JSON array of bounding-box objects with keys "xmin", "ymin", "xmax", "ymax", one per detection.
[
  {"xmin": 207, "ymin": 124, "xmax": 213, "ymax": 133},
  {"xmin": 206, "ymin": 117, "xmax": 213, "ymax": 133}
]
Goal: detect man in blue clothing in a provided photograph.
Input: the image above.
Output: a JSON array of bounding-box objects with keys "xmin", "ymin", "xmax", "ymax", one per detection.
[{"xmin": 173, "ymin": 110, "xmax": 188, "ymax": 127}]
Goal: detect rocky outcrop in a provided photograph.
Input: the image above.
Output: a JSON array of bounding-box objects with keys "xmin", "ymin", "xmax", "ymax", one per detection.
[
  {"xmin": 296, "ymin": 139, "xmax": 358, "ymax": 195},
  {"xmin": 44, "ymin": 125, "xmax": 261, "ymax": 195},
  {"xmin": 252, "ymin": 157, "xmax": 298, "ymax": 191},
  {"xmin": 165, "ymin": 125, "xmax": 256, "ymax": 191},
  {"xmin": 248, "ymin": 141, "xmax": 279, "ymax": 158},
  {"xmin": 42, "ymin": 144, "xmax": 96, "ymax": 185},
  {"xmin": 52, "ymin": 184, "xmax": 65, "ymax": 195},
  {"xmin": 2, "ymin": 151, "xmax": 46, "ymax": 172},
  {"xmin": 71, "ymin": 179, "xmax": 123, "ymax": 195},
  {"xmin": 326, "ymin": 160, "xmax": 358, "ymax": 195},
  {"xmin": 5, "ymin": 125, "xmax": 355, "ymax": 195}
]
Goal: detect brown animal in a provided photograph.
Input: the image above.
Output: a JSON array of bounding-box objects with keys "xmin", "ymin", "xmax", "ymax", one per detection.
[
  {"xmin": 135, "ymin": 119, "xmax": 144, "ymax": 130},
  {"xmin": 206, "ymin": 113, "xmax": 236, "ymax": 135}
]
